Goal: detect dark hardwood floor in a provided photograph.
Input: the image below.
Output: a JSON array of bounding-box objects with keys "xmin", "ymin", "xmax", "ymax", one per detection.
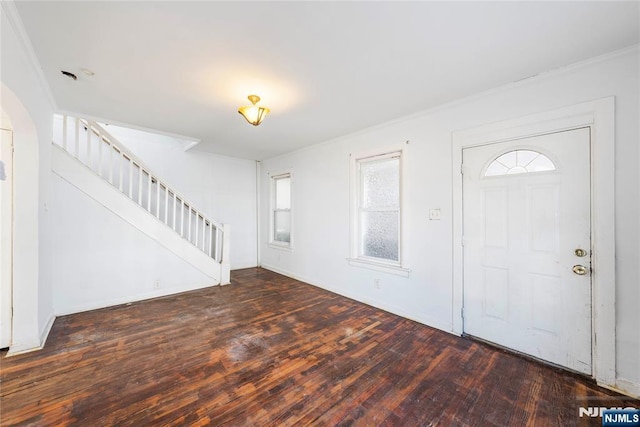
[{"xmin": 1, "ymin": 268, "xmax": 636, "ymax": 426}]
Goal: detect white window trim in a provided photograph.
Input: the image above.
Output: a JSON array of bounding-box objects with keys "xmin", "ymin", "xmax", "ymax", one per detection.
[
  {"xmin": 268, "ymin": 171, "xmax": 293, "ymax": 251},
  {"xmin": 348, "ymin": 146, "xmax": 410, "ymax": 277},
  {"xmin": 347, "ymin": 257, "xmax": 411, "ymax": 277},
  {"xmin": 452, "ymin": 97, "xmax": 615, "ymax": 389}
]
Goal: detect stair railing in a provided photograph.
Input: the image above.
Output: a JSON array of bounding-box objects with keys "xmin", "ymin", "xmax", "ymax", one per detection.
[{"xmin": 53, "ymin": 114, "xmax": 224, "ymax": 263}]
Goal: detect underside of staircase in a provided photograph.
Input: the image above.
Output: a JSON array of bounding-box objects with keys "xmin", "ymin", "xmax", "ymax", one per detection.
[{"xmin": 51, "ymin": 115, "xmax": 230, "ymax": 292}]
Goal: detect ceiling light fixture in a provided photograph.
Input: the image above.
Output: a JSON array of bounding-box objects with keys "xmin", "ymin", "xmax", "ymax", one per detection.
[{"xmin": 238, "ymin": 95, "xmax": 270, "ymax": 126}]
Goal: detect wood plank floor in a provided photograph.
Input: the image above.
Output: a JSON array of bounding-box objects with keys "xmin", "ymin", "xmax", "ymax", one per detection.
[{"xmin": 1, "ymin": 268, "xmax": 636, "ymax": 426}]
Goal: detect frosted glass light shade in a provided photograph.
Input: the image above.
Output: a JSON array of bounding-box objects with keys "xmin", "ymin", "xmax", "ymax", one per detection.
[{"xmin": 238, "ymin": 95, "xmax": 270, "ymax": 126}]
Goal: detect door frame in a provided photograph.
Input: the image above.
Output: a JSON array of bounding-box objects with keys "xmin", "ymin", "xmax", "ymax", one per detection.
[
  {"xmin": 452, "ymin": 97, "xmax": 615, "ymax": 387},
  {"xmin": 0, "ymin": 127, "xmax": 13, "ymax": 349}
]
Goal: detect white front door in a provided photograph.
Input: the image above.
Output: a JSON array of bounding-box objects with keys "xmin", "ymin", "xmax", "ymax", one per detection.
[
  {"xmin": 462, "ymin": 127, "xmax": 592, "ymax": 374},
  {"xmin": 0, "ymin": 127, "xmax": 13, "ymax": 349}
]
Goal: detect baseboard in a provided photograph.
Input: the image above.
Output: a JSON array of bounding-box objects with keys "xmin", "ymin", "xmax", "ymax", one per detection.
[
  {"xmin": 5, "ymin": 313, "xmax": 56, "ymax": 357},
  {"xmin": 231, "ymin": 263, "xmax": 259, "ymax": 271},
  {"xmin": 55, "ymin": 281, "xmax": 218, "ymax": 317},
  {"xmin": 259, "ymin": 263, "xmax": 455, "ymax": 335},
  {"xmin": 6, "ymin": 343, "xmax": 44, "ymax": 357},
  {"xmin": 39, "ymin": 313, "xmax": 56, "ymax": 348}
]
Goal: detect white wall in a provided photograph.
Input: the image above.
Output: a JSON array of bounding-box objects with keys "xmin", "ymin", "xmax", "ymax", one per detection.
[
  {"xmin": 51, "ymin": 174, "xmax": 215, "ymax": 315},
  {"xmin": 102, "ymin": 125, "xmax": 258, "ymax": 270},
  {"xmin": 259, "ymin": 47, "xmax": 639, "ymax": 393},
  {"xmin": 1, "ymin": 3, "xmax": 55, "ymax": 352}
]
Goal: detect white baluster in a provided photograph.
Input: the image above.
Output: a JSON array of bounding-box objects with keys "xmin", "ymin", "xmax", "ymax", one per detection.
[
  {"xmin": 138, "ymin": 166, "xmax": 143, "ymax": 205},
  {"xmin": 208, "ymin": 223, "xmax": 213, "ymax": 257},
  {"xmin": 97, "ymin": 128, "xmax": 102, "ymax": 178},
  {"xmin": 195, "ymin": 213, "xmax": 199, "ymax": 246},
  {"xmin": 202, "ymin": 219, "xmax": 206, "ymax": 251},
  {"xmin": 118, "ymin": 151, "xmax": 124, "ymax": 192},
  {"xmin": 164, "ymin": 187, "xmax": 169, "ymax": 225},
  {"xmin": 156, "ymin": 180, "xmax": 160, "ymax": 219},
  {"xmin": 87, "ymin": 122, "xmax": 92, "ymax": 169},
  {"xmin": 129, "ymin": 159, "xmax": 133, "ymax": 198},
  {"xmin": 62, "ymin": 115, "xmax": 68, "ymax": 151},
  {"xmin": 147, "ymin": 173, "xmax": 152, "ymax": 212},
  {"xmin": 74, "ymin": 118, "xmax": 80, "ymax": 158},
  {"xmin": 180, "ymin": 200, "xmax": 185, "ymax": 237},
  {"xmin": 173, "ymin": 193, "xmax": 177, "ymax": 231},
  {"xmin": 108, "ymin": 139, "xmax": 114, "ymax": 184},
  {"xmin": 188, "ymin": 207, "xmax": 192, "ymax": 242}
]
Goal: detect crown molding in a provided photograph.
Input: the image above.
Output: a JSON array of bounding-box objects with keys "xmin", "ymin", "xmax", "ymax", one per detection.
[{"xmin": 1, "ymin": 0, "xmax": 58, "ymax": 110}]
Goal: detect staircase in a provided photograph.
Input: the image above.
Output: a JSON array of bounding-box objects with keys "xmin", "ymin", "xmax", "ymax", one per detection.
[{"xmin": 52, "ymin": 115, "xmax": 230, "ymax": 285}]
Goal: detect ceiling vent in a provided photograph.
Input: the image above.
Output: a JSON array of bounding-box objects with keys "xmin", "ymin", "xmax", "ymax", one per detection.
[{"xmin": 61, "ymin": 70, "xmax": 77, "ymax": 80}]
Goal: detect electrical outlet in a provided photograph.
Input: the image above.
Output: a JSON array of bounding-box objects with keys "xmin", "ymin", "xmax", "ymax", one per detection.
[
  {"xmin": 373, "ymin": 278, "xmax": 380, "ymax": 289},
  {"xmin": 429, "ymin": 208, "xmax": 442, "ymax": 220},
  {"xmin": 154, "ymin": 280, "xmax": 160, "ymax": 289}
]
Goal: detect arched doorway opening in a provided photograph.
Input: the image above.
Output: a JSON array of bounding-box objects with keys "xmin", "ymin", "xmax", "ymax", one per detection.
[
  {"xmin": 0, "ymin": 110, "xmax": 13, "ymax": 348},
  {"xmin": 1, "ymin": 82, "xmax": 42, "ymax": 354}
]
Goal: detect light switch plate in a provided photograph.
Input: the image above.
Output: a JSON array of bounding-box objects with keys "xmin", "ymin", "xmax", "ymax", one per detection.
[{"xmin": 429, "ymin": 208, "xmax": 441, "ymax": 220}]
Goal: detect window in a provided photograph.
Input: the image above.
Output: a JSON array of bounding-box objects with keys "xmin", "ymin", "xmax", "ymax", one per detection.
[
  {"xmin": 270, "ymin": 173, "xmax": 291, "ymax": 247},
  {"xmin": 348, "ymin": 150, "xmax": 409, "ymax": 276},
  {"xmin": 485, "ymin": 150, "xmax": 556, "ymax": 177},
  {"xmin": 358, "ymin": 154, "xmax": 400, "ymax": 262}
]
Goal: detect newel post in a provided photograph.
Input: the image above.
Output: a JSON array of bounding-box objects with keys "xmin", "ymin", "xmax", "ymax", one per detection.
[{"xmin": 220, "ymin": 223, "xmax": 231, "ymax": 285}]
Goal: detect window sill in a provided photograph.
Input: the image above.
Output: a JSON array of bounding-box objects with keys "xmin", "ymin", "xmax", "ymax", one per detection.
[
  {"xmin": 347, "ymin": 258, "xmax": 411, "ymax": 277},
  {"xmin": 267, "ymin": 242, "xmax": 293, "ymax": 252}
]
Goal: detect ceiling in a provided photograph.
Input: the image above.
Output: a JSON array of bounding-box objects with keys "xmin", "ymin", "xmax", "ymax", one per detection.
[{"xmin": 14, "ymin": 1, "xmax": 639, "ymax": 160}]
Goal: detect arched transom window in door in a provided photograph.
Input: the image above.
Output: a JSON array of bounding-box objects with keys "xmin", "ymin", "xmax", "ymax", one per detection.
[{"xmin": 484, "ymin": 149, "xmax": 556, "ymax": 177}]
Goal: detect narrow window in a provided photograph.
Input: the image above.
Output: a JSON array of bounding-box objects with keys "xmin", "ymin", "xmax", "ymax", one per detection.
[
  {"xmin": 271, "ymin": 173, "xmax": 291, "ymax": 246},
  {"xmin": 357, "ymin": 152, "xmax": 401, "ymax": 263}
]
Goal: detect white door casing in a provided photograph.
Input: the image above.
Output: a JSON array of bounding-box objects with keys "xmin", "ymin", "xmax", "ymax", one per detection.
[
  {"xmin": 451, "ymin": 97, "xmax": 615, "ymax": 387},
  {"xmin": 0, "ymin": 127, "xmax": 13, "ymax": 349},
  {"xmin": 462, "ymin": 128, "xmax": 591, "ymax": 374}
]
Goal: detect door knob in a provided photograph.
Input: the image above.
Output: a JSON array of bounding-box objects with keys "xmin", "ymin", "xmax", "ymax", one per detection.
[
  {"xmin": 572, "ymin": 265, "xmax": 588, "ymax": 275},
  {"xmin": 574, "ymin": 248, "xmax": 588, "ymax": 257}
]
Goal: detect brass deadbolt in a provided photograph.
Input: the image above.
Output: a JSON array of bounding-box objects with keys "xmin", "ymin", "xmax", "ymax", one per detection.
[{"xmin": 574, "ymin": 248, "xmax": 588, "ymax": 257}]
